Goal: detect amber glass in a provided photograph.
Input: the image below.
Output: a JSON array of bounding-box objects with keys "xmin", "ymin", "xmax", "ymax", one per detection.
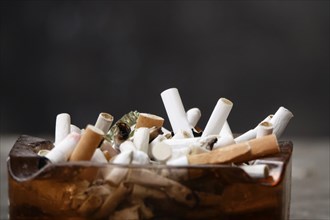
[{"xmin": 7, "ymin": 135, "xmax": 292, "ymax": 220}]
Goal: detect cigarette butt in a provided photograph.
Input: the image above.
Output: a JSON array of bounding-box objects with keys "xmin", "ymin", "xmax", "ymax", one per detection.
[
  {"xmin": 186, "ymin": 108, "xmax": 201, "ymax": 128},
  {"xmin": 46, "ymin": 132, "xmax": 81, "ymax": 163},
  {"xmin": 131, "ymin": 150, "xmax": 150, "ymax": 165},
  {"xmin": 133, "ymin": 127, "xmax": 149, "ymax": 153},
  {"xmin": 239, "ymin": 164, "xmax": 269, "ymax": 179},
  {"xmin": 91, "ymin": 148, "xmax": 108, "ymax": 163},
  {"xmin": 70, "ymin": 124, "xmax": 81, "ymax": 134},
  {"xmin": 119, "ymin": 140, "xmax": 136, "ymax": 152},
  {"xmin": 161, "ymin": 88, "xmax": 193, "ymax": 136},
  {"xmin": 189, "ymin": 135, "xmax": 279, "ymax": 165},
  {"xmin": 69, "ymin": 125, "xmax": 104, "ymax": 161},
  {"xmin": 95, "ymin": 112, "xmax": 114, "ymax": 134},
  {"xmin": 136, "ymin": 113, "xmax": 164, "ymax": 128},
  {"xmin": 202, "ymin": 98, "xmax": 233, "ymax": 137},
  {"xmin": 102, "ymin": 150, "xmax": 111, "ymax": 161},
  {"xmin": 55, "ymin": 113, "xmax": 71, "ymax": 144},
  {"xmin": 256, "ymin": 121, "xmax": 273, "ymax": 138},
  {"xmin": 219, "ymin": 121, "xmax": 233, "ymax": 138},
  {"xmin": 270, "ymin": 106, "xmax": 294, "ymax": 138},
  {"xmin": 213, "ymin": 135, "xmax": 235, "ymax": 149},
  {"xmin": 151, "ymin": 141, "xmax": 172, "ymax": 162}
]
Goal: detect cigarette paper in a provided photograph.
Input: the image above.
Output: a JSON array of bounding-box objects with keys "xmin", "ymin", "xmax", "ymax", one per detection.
[
  {"xmin": 95, "ymin": 112, "xmax": 114, "ymax": 134},
  {"xmin": 219, "ymin": 121, "xmax": 233, "ymax": 138},
  {"xmin": 46, "ymin": 132, "xmax": 81, "ymax": 163},
  {"xmin": 186, "ymin": 108, "xmax": 201, "ymax": 128},
  {"xmin": 119, "ymin": 140, "xmax": 136, "ymax": 152},
  {"xmin": 189, "ymin": 134, "xmax": 279, "ymax": 165},
  {"xmin": 151, "ymin": 141, "xmax": 172, "ymax": 162},
  {"xmin": 135, "ymin": 113, "xmax": 164, "ymax": 128},
  {"xmin": 161, "ymin": 88, "xmax": 193, "ymax": 136},
  {"xmin": 256, "ymin": 121, "xmax": 273, "ymax": 138},
  {"xmin": 270, "ymin": 106, "xmax": 294, "ymax": 138},
  {"xmin": 55, "ymin": 113, "xmax": 71, "ymax": 144},
  {"xmin": 202, "ymin": 98, "xmax": 233, "ymax": 137},
  {"xmin": 91, "ymin": 148, "xmax": 108, "ymax": 163},
  {"xmin": 239, "ymin": 164, "xmax": 269, "ymax": 179},
  {"xmin": 69, "ymin": 125, "xmax": 104, "ymax": 161},
  {"xmin": 133, "ymin": 127, "xmax": 149, "ymax": 153},
  {"xmin": 70, "ymin": 124, "xmax": 81, "ymax": 134}
]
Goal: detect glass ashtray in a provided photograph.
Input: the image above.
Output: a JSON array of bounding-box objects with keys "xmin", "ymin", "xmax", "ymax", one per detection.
[{"xmin": 7, "ymin": 135, "xmax": 292, "ymax": 220}]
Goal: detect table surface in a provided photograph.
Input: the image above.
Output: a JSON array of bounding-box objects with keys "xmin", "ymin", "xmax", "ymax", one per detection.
[{"xmin": 1, "ymin": 135, "xmax": 329, "ymax": 219}]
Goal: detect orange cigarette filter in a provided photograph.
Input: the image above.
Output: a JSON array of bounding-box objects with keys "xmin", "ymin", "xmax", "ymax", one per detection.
[
  {"xmin": 70, "ymin": 125, "xmax": 104, "ymax": 161},
  {"xmin": 135, "ymin": 113, "xmax": 164, "ymax": 128},
  {"xmin": 188, "ymin": 134, "xmax": 279, "ymax": 165}
]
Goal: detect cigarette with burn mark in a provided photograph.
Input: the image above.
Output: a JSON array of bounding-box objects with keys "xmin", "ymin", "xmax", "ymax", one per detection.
[
  {"xmin": 46, "ymin": 132, "xmax": 81, "ymax": 163},
  {"xmin": 69, "ymin": 125, "xmax": 104, "ymax": 161},
  {"xmin": 95, "ymin": 112, "xmax": 114, "ymax": 134},
  {"xmin": 212, "ymin": 135, "xmax": 235, "ymax": 149},
  {"xmin": 168, "ymin": 135, "xmax": 279, "ymax": 166},
  {"xmin": 136, "ymin": 113, "xmax": 164, "ymax": 128},
  {"xmin": 55, "ymin": 113, "xmax": 71, "ymax": 144},
  {"xmin": 161, "ymin": 88, "xmax": 193, "ymax": 137},
  {"xmin": 202, "ymin": 98, "xmax": 233, "ymax": 137},
  {"xmin": 186, "ymin": 108, "xmax": 201, "ymax": 128}
]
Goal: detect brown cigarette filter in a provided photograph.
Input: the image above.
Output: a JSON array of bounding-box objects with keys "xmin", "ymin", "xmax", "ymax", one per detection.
[
  {"xmin": 188, "ymin": 134, "xmax": 279, "ymax": 165},
  {"xmin": 70, "ymin": 125, "xmax": 104, "ymax": 161},
  {"xmin": 135, "ymin": 113, "xmax": 164, "ymax": 128}
]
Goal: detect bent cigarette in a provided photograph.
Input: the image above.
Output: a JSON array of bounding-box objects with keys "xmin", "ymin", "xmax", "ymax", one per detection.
[
  {"xmin": 55, "ymin": 113, "xmax": 71, "ymax": 144},
  {"xmin": 270, "ymin": 106, "xmax": 294, "ymax": 138},
  {"xmin": 202, "ymin": 98, "xmax": 233, "ymax": 137},
  {"xmin": 135, "ymin": 113, "xmax": 164, "ymax": 128},
  {"xmin": 95, "ymin": 112, "xmax": 113, "ymax": 134},
  {"xmin": 239, "ymin": 164, "xmax": 269, "ymax": 179},
  {"xmin": 69, "ymin": 125, "xmax": 104, "ymax": 161},
  {"xmin": 256, "ymin": 121, "xmax": 273, "ymax": 138},
  {"xmin": 161, "ymin": 88, "xmax": 193, "ymax": 136},
  {"xmin": 133, "ymin": 127, "xmax": 149, "ymax": 153},
  {"xmin": 186, "ymin": 108, "xmax": 202, "ymax": 128},
  {"xmin": 46, "ymin": 132, "xmax": 81, "ymax": 163},
  {"xmin": 173, "ymin": 135, "xmax": 279, "ymax": 165}
]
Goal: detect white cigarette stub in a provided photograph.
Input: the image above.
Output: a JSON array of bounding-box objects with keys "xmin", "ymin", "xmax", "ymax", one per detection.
[
  {"xmin": 131, "ymin": 150, "xmax": 150, "ymax": 165},
  {"xmin": 119, "ymin": 140, "xmax": 136, "ymax": 152},
  {"xmin": 55, "ymin": 113, "xmax": 71, "ymax": 144},
  {"xmin": 202, "ymin": 98, "xmax": 233, "ymax": 137},
  {"xmin": 151, "ymin": 142, "xmax": 172, "ymax": 162},
  {"xmin": 213, "ymin": 135, "xmax": 235, "ymax": 149},
  {"xmin": 186, "ymin": 108, "xmax": 201, "ymax": 128},
  {"xmin": 240, "ymin": 164, "xmax": 269, "ymax": 179},
  {"xmin": 95, "ymin": 112, "xmax": 114, "ymax": 134},
  {"xmin": 161, "ymin": 88, "xmax": 193, "ymax": 136},
  {"xmin": 46, "ymin": 132, "xmax": 81, "ymax": 163},
  {"xmin": 133, "ymin": 127, "xmax": 150, "ymax": 154},
  {"xmin": 256, "ymin": 121, "xmax": 273, "ymax": 138},
  {"xmin": 91, "ymin": 148, "xmax": 108, "ymax": 163},
  {"xmin": 270, "ymin": 106, "xmax": 294, "ymax": 138},
  {"xmin": 70, "ymin": 124, "xmax": 81, "ymax": 134},
  {"xmin": 105, "ymin": 150, "xmax": 133, "ymax": 185}
]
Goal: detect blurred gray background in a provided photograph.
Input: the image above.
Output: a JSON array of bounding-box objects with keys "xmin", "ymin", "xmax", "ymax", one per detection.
[{"xmin": 0, "ymin": 1, "xmax": 329, "ymax": 138}]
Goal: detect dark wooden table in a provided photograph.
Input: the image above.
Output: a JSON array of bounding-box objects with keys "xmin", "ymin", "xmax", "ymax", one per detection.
[{"xmin": 1, "ymin": 135, "xmax": 329, "ymax": 219}]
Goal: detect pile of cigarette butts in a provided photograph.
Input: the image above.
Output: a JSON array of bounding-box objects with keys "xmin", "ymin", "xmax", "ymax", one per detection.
[{"xmin": 38, "ymin": 87, "xmax": 293, "ymax": 219}]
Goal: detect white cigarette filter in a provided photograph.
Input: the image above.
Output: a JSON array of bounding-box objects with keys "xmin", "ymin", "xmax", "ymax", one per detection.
[
  {"xmin": 55, "ymin": 113, "xmax": 71, "ymax": 144},
  {"xmin": 186, "ymin": 108, "xmax": 201, "ymax": 128},
  {"xmin": 135, "ymin": 113, "xmax": 164, "ymax": 128},
  {"xmin": 95, "ymin": 112, "xmax": 114, "ymax": 134},
  {"xmin": 131, "ymin": 150, "xmax": 150, "ymax": 165},
  {"xmin": 256, "ymin": 121, "xmax": 273, "ymax": 138},
  {"xmin": 105, "ymin": 150, "xmax": 133, "ymax": 185},
  {"xmin": 133, "ymin": 127, "xmax": 150, "ymax": 153},
  {"xmin": 202, "ymin": 98, "xmax": 233, "ymax": 137},
  {"xmin": 70, "ymin": 124, "xmax": 81, "ymax": 134},
  {"xmin": 46, "ymin": 132, "xmax": 81, "ymax": 163},
  {"xmin": 151, "ymin": 141, "xmax": 172, "ymax": 162},
  {"xmin": 161, "ymin": 88, "xmax": 193, "ymax": 137},
  {"xmin": 239, "ymin": 164, "xmax": 269, "ymax": 179},
  {"xmin": 270, "ymin": 106, "xmax": 294, "ymax": 138}
]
